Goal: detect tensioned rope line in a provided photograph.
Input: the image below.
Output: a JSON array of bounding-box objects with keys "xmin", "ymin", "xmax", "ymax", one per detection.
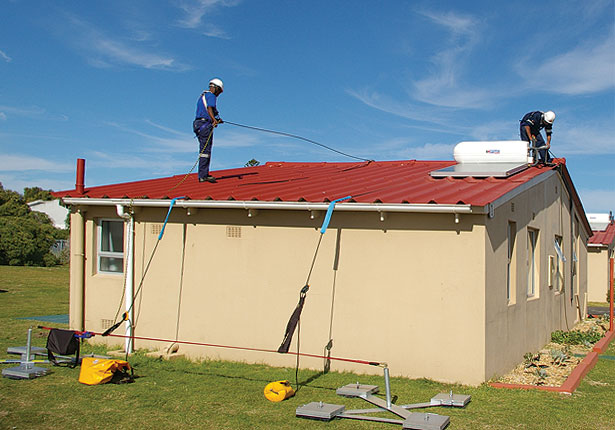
[
  {"xmin": 79, "ymin": 330, "xmax": 383, "ymax": 367},
  {"xmin": 224, "ymin": 120, "xmax": 374, "ymax": 163}
]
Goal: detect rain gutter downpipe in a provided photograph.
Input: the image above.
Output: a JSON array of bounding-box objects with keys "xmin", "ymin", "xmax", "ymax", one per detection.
[{"xmin": 116, "ymin": 204, "xmax": 134, "ymax": 354}]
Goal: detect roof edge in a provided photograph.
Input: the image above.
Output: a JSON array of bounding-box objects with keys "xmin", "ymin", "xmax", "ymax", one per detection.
[{"xmin": 60, "ymin": 197, "xmax": 474, "ymax": 214}]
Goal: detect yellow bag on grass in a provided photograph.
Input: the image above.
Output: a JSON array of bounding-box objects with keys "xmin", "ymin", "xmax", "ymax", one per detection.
[{"xmin": 79, "ymin": 357, "xmax": 132, "ymax": 385}]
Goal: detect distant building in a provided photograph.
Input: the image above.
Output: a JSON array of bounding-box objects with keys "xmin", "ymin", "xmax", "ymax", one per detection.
[
  {"xmin": 587, "ymin": 213, "xmax": 615, "ymax": 303},
  {"xmin": 27, "ymin": 199, "xmax": 69, "ymax": 229},
  {"xmin": 54, "ymin": 143, "xmax": 592, "ymax": 385}
]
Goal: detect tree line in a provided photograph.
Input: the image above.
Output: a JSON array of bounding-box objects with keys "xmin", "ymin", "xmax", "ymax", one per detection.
[{"xmin": 0, "ymin": 183, "xmax": 68, "ymax": 266}]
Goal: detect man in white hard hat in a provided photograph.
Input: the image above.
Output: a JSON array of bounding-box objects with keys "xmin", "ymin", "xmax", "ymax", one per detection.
[
  {"xmin": 193, "ymin": 78, "xmax": 224, "ymax": 182},
  {"xmin": 519, "ymin": 110, "xmax": 555, "ymax": 164}
]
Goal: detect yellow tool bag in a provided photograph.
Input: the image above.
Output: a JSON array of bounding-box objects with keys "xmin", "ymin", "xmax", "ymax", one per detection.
[{"xmin": 78, "ymin": 357, "xmax": 133, "ymax": 385}]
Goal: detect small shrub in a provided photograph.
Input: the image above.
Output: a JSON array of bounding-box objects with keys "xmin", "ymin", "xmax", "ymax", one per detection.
[
  {"xmin": 550, "ymin": 349, "xmax": 568, "ymax": 367},
  {"xmin": 551, "ymin": 329, "xmax": 603, "ymax": 345},
  {"xmin": 524, "ymin": 352, "xmax": 540, "ymax": 368},
  {"xmin": 535, "ymin": 368, "xmax": 548, "ymax": 385}
]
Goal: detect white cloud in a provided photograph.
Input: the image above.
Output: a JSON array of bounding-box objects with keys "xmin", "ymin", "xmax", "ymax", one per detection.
[
  {"xmin": 469, "ymin": 120, "xmax": 520, "ymax": 141},
  {"xmin": 410, "ymin": 10, "xmax": 494, "ymax": 108},
  {"xmin": 105, "ymin": 121, "xmax": 195, "ymax": 152},
  {"xmin": 88, "ymin": 151, "xmax": 190, "ymax": 172},
  {"xmin": 65, "ymin": 15, "xmax": 188, "ymax": 71},
  {"xmin": 346, "ymin": 88, "xmax": 471, "ymax": 137},
  {"xmin": 408, "ymin": 142, "xmax": 454, "ymax": 160},
  {"xmin": 0, "ymin": 49, "xmax": 11, "ymax": 62},
  {"xmin": 578, "ymin": 188, "xmax": 615, "ymax": 214},
  {"xmin": 175, "ymin": 0, "xmax": 240, "ymax": 38},
  {"xmin": 0, "ymin": 174, "xmax": 74, "ymax": 194},
  {"xmin": 362, "ymin": 136, "xmax": 453, "ymax": 161},
  {"xmin": 0, "ymin": 112, "xmax": 6, "ymax": 121},
  {"xmin": 556, "ymin": 124, "xmax": 615, "ymax": 155},
  {"xmin": 518, "ymin": 31, "xmax": 615, "ymax": 95},
  {"xmin": 0, "ymin": 105, "xmax": 45, "ymax": 119},
  {"xmin": 0, "ymin": 154, "xmax": 74, "ymax": 173}
]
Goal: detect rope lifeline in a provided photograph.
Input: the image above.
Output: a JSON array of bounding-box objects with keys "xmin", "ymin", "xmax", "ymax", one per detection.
[
  {"xmin": 224, "ymin": 120, "xmax": 373, "ymax": 163},
  {"xmin": 88, "ymin": 330, "xmax": 382, "ymax": 367}
]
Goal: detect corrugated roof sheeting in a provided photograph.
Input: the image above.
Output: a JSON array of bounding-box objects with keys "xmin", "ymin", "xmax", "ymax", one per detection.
[
  {"xmin": 54, "ymin": 160, "xmax": 560, "ymax": 207},
  {"xmin": 589, "ymin": 222, "xmax": 615, "ymax": 246}
]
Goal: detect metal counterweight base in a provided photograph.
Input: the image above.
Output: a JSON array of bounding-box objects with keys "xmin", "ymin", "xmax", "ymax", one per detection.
[
  {"xmin": 429, "ymin": 392, "xmax": 471, "ymax": 407},
  {"xmin": 2, "ymin": 364, "xmax": 49, "ymax": 380},
  {"xmin": 403, "ymin": 413, "xmax": 449, "ymax": 430},
  {"xmin": 297, "ymin": 383, "xmax": 471, "ymax": 430},
  {"xmin": 296, "ymin": 402, "xmax": 346, "ymax": 421}
]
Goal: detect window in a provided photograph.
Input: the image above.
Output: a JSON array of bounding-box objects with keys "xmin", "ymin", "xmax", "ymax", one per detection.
[
  {"xmin": 98, "ymin": 219, "xmax": 124, "ymax": 273},
  {"xmin": 507, "ymin": 222, "xmax": 517, "ymax": 304},
  {"xmin": 527, "ymin": 228, "xmax": 539, "ymax": 297}
]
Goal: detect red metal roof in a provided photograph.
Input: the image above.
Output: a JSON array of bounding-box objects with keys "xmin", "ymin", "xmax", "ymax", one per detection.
[
  {"xmin": 589, "ymin": 221, "xmax": 615, "ymax": 246},
  {"xmin": 53, "ymin": 159, "xmax": 563, "ymax": 207}
]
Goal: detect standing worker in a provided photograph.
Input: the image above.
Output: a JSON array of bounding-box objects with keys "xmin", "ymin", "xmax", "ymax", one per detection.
[
  {"xmin": 519, "ymin": 110, "xmax": 555, "ymax": 164},
  {"xmin": 193, "ymin": 78, "xmax": 224, "ymax": 183}
]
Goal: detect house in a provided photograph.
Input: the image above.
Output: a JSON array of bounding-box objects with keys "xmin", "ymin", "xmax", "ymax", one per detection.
[
  {"xmin": 53, "ymin": 145, "xmax": 592, "ymax": 385},
  {"xmin": 27, "ymin": 199, "xmax": 69, "ymax": 229},
  {"xmin": 586, "ymin": 213, "xmax": 615, "ymax": 303}
]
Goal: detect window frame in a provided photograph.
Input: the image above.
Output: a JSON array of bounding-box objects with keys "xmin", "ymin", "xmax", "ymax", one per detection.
[
  {"xmin": 527, "ymin": 228, "xmax": 539, "ymax": 298},
  {"xmin": 554, "ymin": 235, "xmax": 564, "ymax": 293},
  {"xmin": 507, "ymin": 221, "xmax": 517, "ymax": 304},
  {"xmin": 97, "ymin": 218, "xmax": 125, "ymax": 274}
]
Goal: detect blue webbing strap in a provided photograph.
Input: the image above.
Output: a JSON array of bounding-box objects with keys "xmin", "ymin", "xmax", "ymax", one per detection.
[
  {"xmin": 320, "ymin": 196, "xmax": 352, "ymax": 234},
  {"xmin": 159, "ymin": 197, "xmax": 185, "ymax": 240}
]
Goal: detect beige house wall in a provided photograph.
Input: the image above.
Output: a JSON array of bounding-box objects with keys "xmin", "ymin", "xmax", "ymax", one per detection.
[
  {"xmin": 587, "ymin": 248, "xmax": 611, "ymax": 302},
  {"xmin": 484, "ymin": 172, "xmax": 589, "ymax": 380},
  {"xmin": 69, "ymin": 171, "xmax": 589, "ymax": 385},
  {"xmin": 75, "ymin": 206, "xmax": 488, "ymax": 385}
]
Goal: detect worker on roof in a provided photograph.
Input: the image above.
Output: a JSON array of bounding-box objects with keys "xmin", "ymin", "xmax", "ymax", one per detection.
[
  {"xmin": 519, "ymin": 110, "xmax": 555, "ymax": 165},
  {"xmin": 193, "ymin": 78, "xmax": 224, "ymax": 183}
]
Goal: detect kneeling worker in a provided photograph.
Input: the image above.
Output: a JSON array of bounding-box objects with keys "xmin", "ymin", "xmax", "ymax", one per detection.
[
  {"xmin": 519, "ymin": 110, "xmax": 555, "ymax": 164},
  {"xmin": 193, "ymin": 78, "xmax": 224, "ymax": 182}
]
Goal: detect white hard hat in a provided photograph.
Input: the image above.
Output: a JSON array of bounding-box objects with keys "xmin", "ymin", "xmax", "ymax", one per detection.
[
  {"xmin": 543, "ymin": 111, "xmax": 555, "ymax": 124},
  {"xmin": 209, "ymin": 78, "xmax": 224, "ymax": 92}
]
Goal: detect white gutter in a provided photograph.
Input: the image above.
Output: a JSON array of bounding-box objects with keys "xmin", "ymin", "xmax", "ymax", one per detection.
[
  {"xmin": 62, "ymin": 198, "xmax": 474, "ymax": 214},
  {"xmin": 116, "ymin": 205, "xmax": 134, "ymax": 354}
]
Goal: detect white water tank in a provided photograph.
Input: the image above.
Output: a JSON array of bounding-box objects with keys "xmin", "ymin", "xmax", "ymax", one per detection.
[
  {"xmin": 453, "ymin": 141, "xmax": 529, "ymax": 164},
  {"xmin": 587, "ymin": 213, "xmax": 611, "ymax": 231}
]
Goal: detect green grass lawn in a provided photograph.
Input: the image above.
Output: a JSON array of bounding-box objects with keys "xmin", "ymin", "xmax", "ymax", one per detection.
[{"xmin": 1, "ymin": 265, "xmax": 614, "ymax": 430}]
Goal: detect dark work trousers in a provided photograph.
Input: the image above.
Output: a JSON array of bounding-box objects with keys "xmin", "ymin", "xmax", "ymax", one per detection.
[
  {"xmin": 194, "ymin": 119, "xmax": 214, "ymax": 179},
  {"xmin": 520, "ymin": 126, "xmax": 550, "ymax": 163}
]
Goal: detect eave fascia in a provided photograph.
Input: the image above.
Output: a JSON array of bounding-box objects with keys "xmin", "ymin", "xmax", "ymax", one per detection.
[{"xmin": 61, "ymin": 197, "xmax": 474, "ymax": 215}]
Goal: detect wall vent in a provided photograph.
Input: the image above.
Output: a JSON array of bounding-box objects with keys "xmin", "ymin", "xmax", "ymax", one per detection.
[
  {"xmin": 226, "ymin": 226, "xmax": 242, "ymax": 238},
  {"xmin": 101, "ymin": 319, "xmax": 114, "ymax": 330},
  {"xmin": 151, "ymin": 224, "xmax": 162, "ymax": 236}
]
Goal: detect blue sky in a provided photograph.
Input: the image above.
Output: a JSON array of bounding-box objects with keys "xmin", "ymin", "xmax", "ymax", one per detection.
[{"xmin": 1, "ymin": 0, "xmax": 613, "ymax": 212}]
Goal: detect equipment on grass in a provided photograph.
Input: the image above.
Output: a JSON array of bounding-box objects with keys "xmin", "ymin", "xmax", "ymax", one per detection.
[
  {"xmin": 46, "ymin": 328, "xmax": 80, "ymax": 368},
  {"xmin": 264, "ymin": 380, "xmax": 295, "ymax": 402},
  {"xmin": 2, "ymin": 328, "xmax": 50, "ymax": 380},
  {"xmin": 79, "ymin": 357, "xmax": 133, "ymax": 385},
  {"xmin": 296, "ymin": 365, "xmax": 470, "ymax": 430}
]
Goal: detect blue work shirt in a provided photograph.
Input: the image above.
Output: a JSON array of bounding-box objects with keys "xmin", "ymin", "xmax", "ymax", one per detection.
[
  {"xmin": 195, "ymin": 91, "xmax": 219, "ymax": 120},
  {"xmin": 520, "ymin": 111, "xmax": 552, "ymax": 136}
]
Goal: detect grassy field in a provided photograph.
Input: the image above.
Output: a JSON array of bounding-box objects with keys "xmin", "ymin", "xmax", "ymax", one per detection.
[{"xmin": 0, "ymin": 265, "xmax": 614, "ymax": 430}]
